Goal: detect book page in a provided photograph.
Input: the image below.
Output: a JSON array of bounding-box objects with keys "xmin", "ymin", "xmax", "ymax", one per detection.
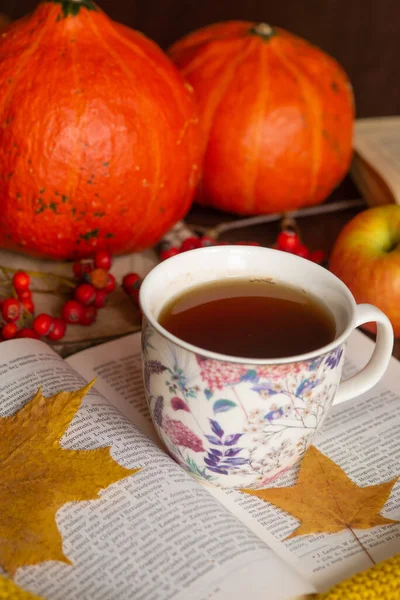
[
  {"xmin": 1, "ymin": 338, "xmax": 312, "ymax": 600},
  {"xmin": 352, "ymin": 116, "xmax": 400, "ymax": 205},
  {"xmin": 67, "ymin": 334, "xmax": 157, "ymax": 442},
  {"xmin": 209, "ymin": 331, "xmax": 400, "ymax": 591}
]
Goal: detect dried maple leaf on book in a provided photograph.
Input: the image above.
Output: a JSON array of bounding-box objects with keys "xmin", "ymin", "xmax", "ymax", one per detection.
[
  {"xmin": 0, "ymin": 574, "xmax": 43, "ymax": 599},
  {"xmin": 0, "ymin": 383, "xmax": 139, "ymax": 577},
  {"xmin": 242, "ymin": 446, "xmax": 399, "ymax": 547}
]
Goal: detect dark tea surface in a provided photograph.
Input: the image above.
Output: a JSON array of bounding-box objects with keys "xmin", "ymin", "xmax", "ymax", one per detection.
[{"xmin": 158, "ymin": 278, "xmax": 336, "ymax": 359}]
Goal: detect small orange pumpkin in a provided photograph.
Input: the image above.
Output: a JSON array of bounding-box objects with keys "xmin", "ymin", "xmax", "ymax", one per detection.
[{"xmin": 169, "ymin": 21, "xmax": 354, "ymax": 215}]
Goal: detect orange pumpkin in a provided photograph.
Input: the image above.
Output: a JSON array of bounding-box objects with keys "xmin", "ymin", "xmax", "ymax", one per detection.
[
  {"xmin": 0, "ymin": 1, "xmax": 201, "ymax": 260},
  {"xmin": 169, "ymin": 21, "xmax": 354, "ymax": 215}
]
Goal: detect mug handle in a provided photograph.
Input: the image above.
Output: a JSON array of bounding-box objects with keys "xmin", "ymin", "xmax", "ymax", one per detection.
[{"xmin": 333, "ymin": 304, "xmax": 394, "ymax": 406}]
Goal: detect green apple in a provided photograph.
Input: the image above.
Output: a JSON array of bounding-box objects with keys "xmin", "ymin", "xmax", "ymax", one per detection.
[{"xmin": 330, "ymin": 205, "xmax": 400, "ymax": 337}]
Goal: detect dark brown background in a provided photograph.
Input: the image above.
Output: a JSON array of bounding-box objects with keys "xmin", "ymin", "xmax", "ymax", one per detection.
[{"xmin": 0, "ymin": 0, "xmax": 399, "ymax": 118}]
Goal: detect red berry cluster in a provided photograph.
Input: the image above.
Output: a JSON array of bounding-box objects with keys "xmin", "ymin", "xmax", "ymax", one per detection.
[
  {"xmin": 275, "ymin": 231, "xmax": 326, "ymax": 264},
  {"xmin": 159, "ymin": 236, "xmax": 261, "ymax": 260},
  {"xmin": 0, "ymin": 272, "xmax": 65, "ymax": 342},
  {"xmin": 0, "ymin": 250, "xmax": 118, "ymax": 343},
  {"xmin": 64, "ymin": 250, "xmax": 115, "ymax": 326},
  {"xmin": 0, "ymin": 249, "xmax": 146, "ymax": 345}
]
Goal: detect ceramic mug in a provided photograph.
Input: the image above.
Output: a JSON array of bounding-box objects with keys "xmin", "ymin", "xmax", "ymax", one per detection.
[{"xmin": 139, "ymin": 246, "xmax": 393, "ymax": 489}]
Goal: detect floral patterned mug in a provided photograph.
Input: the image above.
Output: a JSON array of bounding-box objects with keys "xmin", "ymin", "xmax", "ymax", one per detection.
[{"xmin": 139, "ymin": 246, "xmax": 393, "ymax": 489}]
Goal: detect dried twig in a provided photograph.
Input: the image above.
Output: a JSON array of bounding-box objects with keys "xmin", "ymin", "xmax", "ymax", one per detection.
[{"xmin": 191, "ymin": 199, "xmax": 365, "ymax": 238}]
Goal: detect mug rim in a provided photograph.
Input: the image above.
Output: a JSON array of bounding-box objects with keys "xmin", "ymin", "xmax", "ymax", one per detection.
[{"xmin": 139, "ymin": 245, "xmax": 357, "ymax": 365}]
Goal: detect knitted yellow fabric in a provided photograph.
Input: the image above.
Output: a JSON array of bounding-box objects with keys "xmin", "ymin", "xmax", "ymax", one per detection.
[
  {"xmin": 316, "ymin": 554, "xmax": 400, "ymax": 599},
  {"xmin": 0, "ymin": 576, "xmax": 41, "ymax": 600}
]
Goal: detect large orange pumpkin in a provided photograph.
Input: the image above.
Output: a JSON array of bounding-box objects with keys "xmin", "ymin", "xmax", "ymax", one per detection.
[
  {"xmin": 0, "ymin": 1, "xmax": 201, "ymax": 260},
  {"xmin": 169, "ymin": 21, "xmax": 354, "ymax": 215}
]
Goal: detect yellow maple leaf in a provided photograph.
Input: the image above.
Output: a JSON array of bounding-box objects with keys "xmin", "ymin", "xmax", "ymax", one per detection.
[
  {"xmin": 0, "ymin": 574, "xmax": 43, "ymax": 599},
  {"xmin": 0, "ymin": 383, "xmax": 139, "ymax": 577},
  {"xmin": 242, "ymin": 446, "xmax": 399, "ymax": 540}
]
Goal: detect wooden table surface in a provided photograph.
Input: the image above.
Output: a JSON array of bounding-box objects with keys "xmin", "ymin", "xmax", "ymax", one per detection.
[{"xmin": 185, "ymin": 176, "xmax": 400, "ymax": 362}]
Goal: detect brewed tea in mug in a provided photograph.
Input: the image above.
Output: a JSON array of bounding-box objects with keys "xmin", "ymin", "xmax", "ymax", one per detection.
[{"xmin": 158, "ymin": 278, "xmax": 336, "ymax": 359}]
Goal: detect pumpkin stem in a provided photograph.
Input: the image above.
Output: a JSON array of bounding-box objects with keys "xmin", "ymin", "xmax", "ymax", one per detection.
[
  {"xmin": 249, "ymin": 23, "xmax": 276, "ymax": 41},
  {"xmin": 48, "ymin": 0, "xmax": 98, "ymax": 18}
]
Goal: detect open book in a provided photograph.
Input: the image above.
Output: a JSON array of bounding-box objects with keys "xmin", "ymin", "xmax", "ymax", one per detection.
[
  {"xmin": 351, "ymin": 116, "xmax": 400, "ymax": 206},
  {"xmin": 1, "ymin": 329, "xmax": 400, "ymax": 600}
]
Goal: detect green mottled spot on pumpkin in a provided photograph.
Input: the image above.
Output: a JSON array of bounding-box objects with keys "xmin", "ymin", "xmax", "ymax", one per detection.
[
  {"xmin": 61, "ymin": 195, "xmax": 68, "ymax": 202},
  {"xmin": 159, "ymin": 206, "xmax": 165, "ymax": 214},
  {"xmin": 40, "ymin": 188, "xmax": 46, "ymax": 194},
  {"xmin": 50, "ymin": 0, "xmax": 98, "ymax": 18},
  {"xmin": 80, "ymin": 229, "xmax": 99, "ymax": 241},
  {"xmin": 331, "ymin": 81, "xmax": 339, "ymax": 93},
  {"xmin": 16, "ymin": 193, "xmax": 21, "ymax": 199},
  {"xmin": 103, "ymin": 162, "xmax": 109, "ymax": 167},
  {"xmin": 105, "ymin": 233, "xmax": 114, "ymax": 239},
  {"xmin": 321, "ymin": 129, "xmax": 342, "ymax": 157},
  {"xmin": 94, "ymin": 211, "xmax": 105, "ymax": 217},
  {"xmin": 49, "ymin": 202, "xmax": 58, "ymax": 212},
  {"xmin": 331, "ymin": 140, "xmax": 343, "ymax": 159},
  {"xmin": 7, "ymin": 78, "xmax": 12, "ymax": 84},
  {"xmin": 35, "ymin": 205, "xmax": 46, "ymax": 214},
  {"xmin": 71, "ymin": 207, "xmax": 76, "ymax": 215}
]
